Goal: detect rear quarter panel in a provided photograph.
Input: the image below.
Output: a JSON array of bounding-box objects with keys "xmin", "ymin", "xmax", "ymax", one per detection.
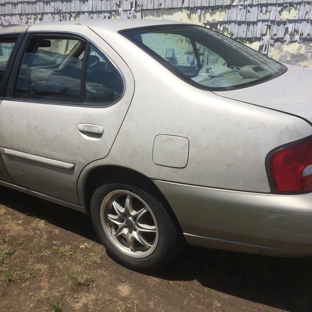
[{"xmin": 90, "ymin": 27, "xmax": 312, "ymax": 193}]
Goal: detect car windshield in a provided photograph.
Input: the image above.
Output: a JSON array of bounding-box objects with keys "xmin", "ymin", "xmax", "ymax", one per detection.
[{"xmin": 120, "ymin": 25, "xmax": 286, "ymax": 91}]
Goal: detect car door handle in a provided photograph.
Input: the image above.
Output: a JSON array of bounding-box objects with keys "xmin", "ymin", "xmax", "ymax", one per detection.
[{"xmin": 77, "ymin": 123, "xmax": 104, "ymax": 135}]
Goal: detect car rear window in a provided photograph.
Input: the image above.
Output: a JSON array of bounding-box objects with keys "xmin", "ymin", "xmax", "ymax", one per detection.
[{"xmin": 120, "ymin": 25, "xmax": 286, "ymax": 91}]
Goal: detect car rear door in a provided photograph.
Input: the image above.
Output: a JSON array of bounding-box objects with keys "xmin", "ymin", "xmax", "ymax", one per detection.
[{"xmin": 0, "ymin": 24, "xmax": 134, "ymax": 204}]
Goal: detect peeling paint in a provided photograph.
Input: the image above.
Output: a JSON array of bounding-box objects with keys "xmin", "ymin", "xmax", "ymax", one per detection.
[
  {"xmin": 142, "ymin": 6, "xmax": 312, "ymax": 65},
  {"xmin": 0, "ymin": 1, "xmax": 311, "ymax": 65}
]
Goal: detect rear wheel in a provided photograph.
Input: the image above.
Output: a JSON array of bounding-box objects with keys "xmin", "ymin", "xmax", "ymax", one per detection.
[{"xmin": 90, "ymin": 183, "xmax": 184, "ymax": 271}]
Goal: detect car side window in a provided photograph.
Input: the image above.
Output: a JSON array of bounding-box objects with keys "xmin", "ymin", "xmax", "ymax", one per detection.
[
  {"xmin": 15, "ymin": 35, "xmax": 85, "ymax": 102},
  {"xmin": 14, "ymin": 35, "xmax": 124, "ymax": 105},
  {"xmin": 0, "ymin": 37, "xmax": 18, "ymax": 87},
  {"xmin": 85, "ymin": 45, "xmax": 124, "ymax": 104},
  {"xmin": 85, "ymin": 45, "xmax": 124, "ymax": 103}
]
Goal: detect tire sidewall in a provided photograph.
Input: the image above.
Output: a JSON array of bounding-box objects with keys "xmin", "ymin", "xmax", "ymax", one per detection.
[{"xmin": 90, "ymin": 183, "xmax": 178, "ymax": 271}]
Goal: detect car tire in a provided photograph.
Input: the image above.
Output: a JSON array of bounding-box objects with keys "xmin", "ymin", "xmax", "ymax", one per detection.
[{"xmin": 90, "ymin": 182, "xmax": 184, "ymax": 271}]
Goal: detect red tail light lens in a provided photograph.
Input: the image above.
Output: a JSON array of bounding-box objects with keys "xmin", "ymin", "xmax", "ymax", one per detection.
[{"xmin": 269, "ymin": 137, "xmax": 312, "ymax": 194}]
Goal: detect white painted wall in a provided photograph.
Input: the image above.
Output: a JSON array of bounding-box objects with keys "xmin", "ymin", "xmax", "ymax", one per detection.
[{"xmin": 0, "ymin": 0, "xmax": 311, "ymax": 66}]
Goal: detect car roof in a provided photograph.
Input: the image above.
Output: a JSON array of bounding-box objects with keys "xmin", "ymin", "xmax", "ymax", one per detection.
[
  {"xmin": 0, "ymin": 25, "xmax": 29, "ymax": 35},
  {"xmin": 0, "ymin": 19, "xmax": 189, "ymax": 35},
  {"xmin": 71, "ymin": 19, "xmax": 187, "ymax": 32}
]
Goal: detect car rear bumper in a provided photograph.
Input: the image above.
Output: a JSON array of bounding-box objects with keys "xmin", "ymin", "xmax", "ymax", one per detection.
[{"xmin": 154, "ymin": 180, "xmax": 312, "ymax": 257}]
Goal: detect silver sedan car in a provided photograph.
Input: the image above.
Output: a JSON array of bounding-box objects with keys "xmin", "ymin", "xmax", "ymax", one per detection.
[{"xmin": 0, "ymin": 19, "xmax": 311, "ymax": 271}]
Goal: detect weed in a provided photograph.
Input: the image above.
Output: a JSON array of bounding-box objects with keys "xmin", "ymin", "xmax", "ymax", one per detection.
[
  {"xmin": 79, "ymin": 242, "xmax": 94, "ymax": 249},
  {"xmin": 32, "ymin": 215, "xmax": 47, "ymax": 225},
  {"xmin": 41, "ymin": 250, "xmax": 51, "ymax": 257},
  {"xmin": 105, "ymin": 298, "xmax": 115, "ymax": 306},
  {"xmin": 85, "ymin": 251, "xmax": 103, "ymax": 266},
  {"xmin": 48, "ymin": 298, "xmax": 62, "ymax": 312},
  {"xmin": 77, "ymin": 248, "xmax": 103, "ymax": 266},
  {"xmin": 0, "ymin": 248, "xmax": 16, "ymax": 264},
  {"xmin": 1, "ymin": 267, "xmax": 37, "ymax": 285},
  {"xmin": 2, "ymin": 268, "xmax": 19, "ymax": 284},
  {"xmin": 178, "ymin": 281, "xmax": 187, "ymax": 293},
  {"xmin": 68, "ymin": 273, "xmax": 91, "ymax": 286},
  {"xmin": 0, "ymin": 236, "xmax": 9, "ymax": 245},
  {"xmin": 14, "ymin": 239, "xmax": 24, "ymax": 247},
  {"xmin": 52, "ymin": 245, "xmax": 74, "ymax": 258},
  {"xmin": 23, "ymin": 270, "xmax": 38, "ymax": 281}
]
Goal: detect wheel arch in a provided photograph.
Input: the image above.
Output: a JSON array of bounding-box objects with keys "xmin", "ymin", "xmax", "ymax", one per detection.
[{"xmin": 81, "ymin": 165, "xmax": 181, "ymax": 228}]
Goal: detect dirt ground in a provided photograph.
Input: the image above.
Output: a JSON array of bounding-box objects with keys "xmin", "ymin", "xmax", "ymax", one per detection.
[{"xmin": 0, "ymin": 185, "xmax": 311, "ymax": 312}]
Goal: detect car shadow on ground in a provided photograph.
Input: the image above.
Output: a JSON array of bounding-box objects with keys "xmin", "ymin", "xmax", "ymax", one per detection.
[
  {"xmin": 1, "ymin": 185, "xmax": 311, "ymax": 312},
  {"xmin": 161, "ymin": 246, "xmax": 312, "ymax": 311}
]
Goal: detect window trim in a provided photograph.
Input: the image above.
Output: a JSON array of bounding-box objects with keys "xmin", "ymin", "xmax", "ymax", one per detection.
[
  {"xmin": 0, "ymin": 32, "xmax": 27, "ymax": 97},
  {"xmin": 119, "ymin": 25, "xmax": 287, "ymax": 92},
  {"xmin": 6, "ymin": 31, "xmax": 126, "ymax": 108}
]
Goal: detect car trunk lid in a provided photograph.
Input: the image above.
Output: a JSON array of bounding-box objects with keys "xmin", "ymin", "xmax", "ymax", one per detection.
[{"xmin": 213, "ymin": 64, "xmax": 312, "ymax": 124}]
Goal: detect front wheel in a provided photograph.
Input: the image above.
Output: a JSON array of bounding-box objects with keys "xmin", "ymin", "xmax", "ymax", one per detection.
[{"xmin": 90, "ymin": 183, "xmax": 184, "ymax": 271}]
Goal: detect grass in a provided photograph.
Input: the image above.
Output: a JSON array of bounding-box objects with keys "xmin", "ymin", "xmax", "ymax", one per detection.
[
  {"xmin": 68, "ymin": 273, "xmax": 91, "ymax": 286},
  {"xmin": 2, "ymin": 268, "xmax": 18, "ymax": 284},
  {"xmin": 83, "ymin": 251, "xmax": 103, "ymax": 266},
  {"xmin": 48, "ymin": 299, "xmax": 62, "ymax": 312},
  {"xmin": 77, "ymin": 244, "xmax": 103, "ymax": 266},
  {"xmin": 0, "ymin": 234, "xmax": 34, "ymax": 286},
  {"xmin": 52, "ymin": 241, "xmax": 103, "ymax": 266},
  {"xmin": 33, "ymin": 216, "xmax": 47, "ymax": 227},
  {"xmin": 0, "ymin": 249, "xmax": 16, "ymax": 264},
  {"xmin": 0, "ymin": 235, "xmax": 10, "ymax": 245},
  {"xmin": 14, "ymin": 239, "xmax": 24, "ymax": 247},
  {"xmin": 3, "ymin": 189, "xmax": 312, "ymax": 312},
  {"xmin": 105, "ymin": 298, "xmax": 115, "ymax": 306},
  {"xmin": 1, "ymin": 267, "xmax": 38, "ymax": 284},
  {"xmin": 52, "ymin": 244, "xmax": 74, "ymax": 258},
  {"xmin": 23, "ymin": 270, "xmax": 38, "ymax": 281}
]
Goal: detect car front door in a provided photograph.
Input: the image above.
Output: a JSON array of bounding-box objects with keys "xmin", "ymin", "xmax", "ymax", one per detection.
[{"xmin": 0, "ymin": 25, "xmax": 134, "ymax": 204}]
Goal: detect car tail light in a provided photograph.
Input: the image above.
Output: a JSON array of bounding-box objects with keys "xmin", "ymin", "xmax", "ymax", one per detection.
[{"xmin": 268, "ymin": 137, "xmax": 312, "ymax": 194}]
